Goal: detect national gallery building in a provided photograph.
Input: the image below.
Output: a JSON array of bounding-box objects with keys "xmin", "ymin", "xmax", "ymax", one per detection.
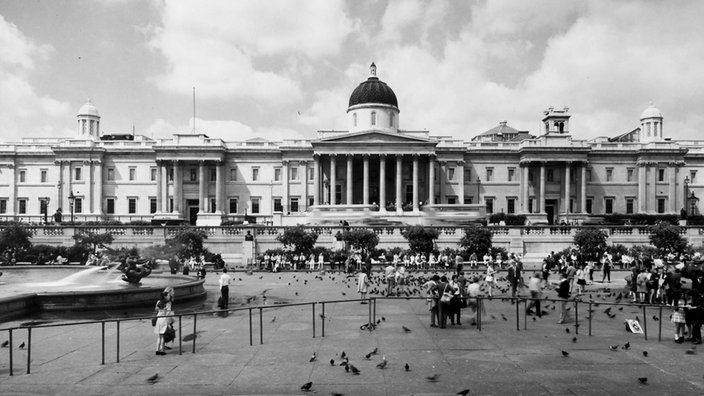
[{"xmin": 0, "ymin": 63, "xmax": 702, "ymax": 226}]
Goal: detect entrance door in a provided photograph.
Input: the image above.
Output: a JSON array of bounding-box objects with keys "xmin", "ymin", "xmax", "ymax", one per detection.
[
  {"xmin": 545, "ymin": 199, "xmax": 558, "ymax": 225},
  {"xmin": 186, "ymin": 199, "xmax": 199, "ymax": 225}
]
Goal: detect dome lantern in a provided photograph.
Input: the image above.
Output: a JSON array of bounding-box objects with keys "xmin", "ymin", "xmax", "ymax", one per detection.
[
  {"xmin": 640, "ymin": 101, "xmax": 663, "ymax": 142},
  {"xmin": 76, "ymin": 98, "xmax": 101, "ymax": 139}
]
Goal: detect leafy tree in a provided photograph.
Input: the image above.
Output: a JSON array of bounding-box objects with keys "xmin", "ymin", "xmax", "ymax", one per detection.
[
  {"xmin": 401, "ymin": 225, "xmax": 439, "ymax": 256},
  {"xmin": 276, "ymin": 225, "xmax": 318, "ymax": 255},
  {"xmin": 458, "ymin": 224, "xmax": 492, "ymax": 257},
  {"xmin": 0, "ymin": 223, "xmax": 33, "ymax": 259},
  {"xmin": 573, "ymin": 228, "xmax": 608, "ymax": 261},
  {"xmin": 649, "ymin": 221, "xmax": 688, "ymax": 256},
  {"xmin": 72, "ymin": 232, "xmax": 114, "ymax": 254},
  {"xmin": 166, "ymin": 228, "xmax": 208, "ymax": 259},
  {"xmin": 341, "ymin": 228, "xmax": 379, "ymax": 260}
]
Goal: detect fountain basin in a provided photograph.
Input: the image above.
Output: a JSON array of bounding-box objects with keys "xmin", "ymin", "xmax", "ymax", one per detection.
[{"xmin": 0, "ymin": 266, "xmax": 206, "ymax": 321}]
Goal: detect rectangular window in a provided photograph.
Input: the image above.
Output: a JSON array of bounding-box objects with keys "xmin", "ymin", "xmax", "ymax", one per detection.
[
  {"xmin": 41, "ymin": 170, "xmax": 47, "ymax": 183},
  {"xmin": 74, "ymin": 198, "xmax": 83, "ymax": 213},
  {"xmin": 658, "ymin": 168, "xmax": 665, "ymax": 182},
  {"xmin": 447, "ymin": 197, "xmax": 457, "ymax": 205},
  {"xmin": 106, "ymin": 198, "xmax": 115, "ymax": 214},
  {"xmin": 0, "ymin": 199, "xmax": 6, "ymax": 214},
  {"xmin": 464, "ymin": 196, "xmax": 472, "ymax": 204},
  {"xmin": 229, "ymin": 198, "xmax": 238, "ymax": 214},
  {"xmin": 528, "ymin": 198, "xmax": 533, "ymax": 213},
  {"xmin": 627, "ymin": 168, "xmax": 634, "ymax": 182},
  {"xmin": 168, "ymin": 168, "xmax": 173, "ymax": 182},
  {"xmin": 129, "ymin": 167, "xmax": 136, "ymax": 181},
  {"xmin": 486, "ymin": 168, "xmax": 493, "ymax": 182},
  {"xmin": 230, "ymin": 168, "xmax": 238, "ymax": 181},
  {"xmin": 657, "ymin": 198, "xmax": 666, "ymax": 214},
  {"xmin": 507, "ymin": 197, "xmax": 516, "ymax": 214},
  {"xmin": 18, "ymin": 199, "xmax": 27, "ymax": 214},
  {"xmin": 586, "ymin": 198, "xmax": 593, "ymax": 214},
  {"xmin": 464, "ymin": 168, "xmax": 471, "ymax": 183},
  {"xmin": 626, "ymin": 198, "xmax": 634, "ymax": 214},
  {"xmin": 274, "ymin": 168, "xmax": 281, "ymax": 182},
  {"xmin": 528, "ymin": 170, "xmax": 533, "ymax": 182},
  {"xmin": 448, "ymin": 167, "xmax": 456, "ymax": 181},
  {"xmin": 308, "ymin": 167, "xmax": 314, "ymax": 181},
  {"xmin": 190, "ymin": 168, "xmax": 197, "ymax": 182},
  {"xmin": 251, "ymin": 198, "xmax": 260, "ymax": 214},
  {"xmin": 252, "ymin": 168, "xmax": 259, "ymax": 181},
  {"xmin": 107, "ymin": 168, "xmax": 115, "ymax": 181},
  {"xmin": 569, "ymin": 199, "xmax": 575, "ymax": 213},
  {"xmin": 290, "ymin": 167, "xmax": 298, "ymax": 181},
  {"xmin": 508, "ymin": 168, "xmax": 515, "ymax": 182},
  {"xmin": 606, "ymin": 168, "xmax": 613, "ymax": 182},
  {"xmin": 150, "ymin": 198, "xmax": 157, "ymax": 214},
  {"xmin": 273, "ymin": 198, "xmax": 283, "ymax": 212},
  {"xmin": 19, "ymin": 170, "xmax": 26, "ymax": 183},
  {"xmin": 586, "ymin": 170, "xmax": 592, "ymax": 182},
  {"xmin": 210, "ymin": 168, "xmax": 217, "ymax": 182},
  {"xmin": 127, "ymin": 198, "xmax": 136, "ymax": 214},
  {"xmin": 290, "ymin": 197, "xmax": 299, "ymax": 212},
  {"xmin": 485, "ymin": 197, "xmax": 494, "ymax": 214},
  {"xmin": 169, "ymin": 198, "xmax": 173, "ymax": 212},
  {"xmin": 690, "ymin": 170, "xmax": 697, "ymax": 183},
  {"xmin": 150, "ymin": 168, "xmax": 157, "ymax": 182},
  {"xmin": 74, "ymin": 167, "xmax": 82, "ymax": 181},
  {"xmin": 604, "ymin": 198, "xmax": 613, "ymax": 214},
  {"xmin": 546, "ymin": 169, "xmax": 554, "ymax": 182},
  {"xmin": 308, "ymin": 197, "xmax": 314, "ymax": 207},
  {"xmin": 210, "ymin": 198, "xmax": 216, "ymax": 213}
]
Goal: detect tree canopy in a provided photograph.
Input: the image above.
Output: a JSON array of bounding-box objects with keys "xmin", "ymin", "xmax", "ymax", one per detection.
[
  {"xmin": 166, "ymin": 228, "xmax": 208, "ymax": 259},
  {"xmin": 341, "ymin": 228, "xmax": 379, "ymax": 260},
  {"xmin": 0, "ymin": 223, "xmax": 33, "ymax": 258},
  {"xmin": 649, "ymin": 221, "xmax": 689, "ymax": 256},
  {"xmin": 276, "ymin": 225, "xmax": 318, "ymax": 255},
  {"xmin": 72, "ymin": 231, "xmax": 114, "ymax": 254},
  {"xmin": 458, "ymin": 225, "xmax": 492, "ymax": 257},
  {"xmin": 573, "ymin": 228, "xmax": 608, "ymax": 261},
  {"xmin": 401, "ymin": 225, "xmax": 439, "ymax": 256}
]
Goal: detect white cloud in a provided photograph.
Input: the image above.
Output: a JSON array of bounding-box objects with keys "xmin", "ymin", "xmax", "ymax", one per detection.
[{"xmin": 0, "ymin": 15, "xmax": 70, "ymax": 142}]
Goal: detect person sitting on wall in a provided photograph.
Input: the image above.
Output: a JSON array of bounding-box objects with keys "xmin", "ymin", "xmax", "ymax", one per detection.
[
  {"xmin": 245, "ymin": 231, "xmax": 254, "ymax": 241},
  {"xmin": 53, "ymin": 208, "xmax": 62, "ymax": 224}
]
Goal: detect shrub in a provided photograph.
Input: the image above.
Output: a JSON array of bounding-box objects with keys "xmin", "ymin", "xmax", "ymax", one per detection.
[{"xmin": 401, "ymin": 226, "xmax": 439, "ymax": 256}]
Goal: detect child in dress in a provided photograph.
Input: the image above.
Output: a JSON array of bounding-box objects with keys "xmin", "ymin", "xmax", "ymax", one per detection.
[{"xmin": 672, "ymin": 300, "xmax": 687, "ymax": 343}]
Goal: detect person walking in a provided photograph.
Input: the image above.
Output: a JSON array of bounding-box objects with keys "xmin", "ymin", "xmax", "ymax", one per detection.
[
  {"xmin": 218, "ymin": 267, "xmax": 231, "ymax": 309},
  {"xmin": 153, "ymin": 294, "xmax": 174, "ymax": 355},
  {"xmin": 525, "ymin": 272, "xmax": 543, "ymax": 317},
  {"xmin": 423, "ymin": 274, "xmax": 441, "ymax": 327},
  {"xmin": 601, "ymin": 253, "xmax": 611, "ymax": 283},
  {"xmin": 385, "ymin": 263, "xmax": 396, "ymax": 296},
  {"xmin": 557, "ymin": 272, "xmax": 571, "ymax": 324},
  {"xmin": 357, "ymin": 269, "xmax": 371, "ymax": 304},
  {"xmin": 485, "ymin": 263, "xmax": 496, "ymax": 297}
]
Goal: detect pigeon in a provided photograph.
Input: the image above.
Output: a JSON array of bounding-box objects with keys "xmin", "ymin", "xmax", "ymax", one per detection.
[
  {"xmin": 382, "ymin": 317, "xmax": 386, "ymax": 321},
  {"xmin": 402, "ymin": 326, "xmax": 412, "ymax": 333},
  {"xmin": 686, "ymin": 348, "xmax": 696, "ymax": 355},
  {"xmin": 339, "ymin": 357, "xmax": 349, "ymax": 366},
  {"xmin": 344, "ymin": 363, "xmax": 350, "ymax": 373},
  {"xmin": 572, "ymin": 337, "xmax": 578, "ymax": 343},
  {"xmin": 426, "ymin": 374, "xmax": 440, "ymax": 382},
  {"xmin": 146, "ymin": 373, "xmax": 160, "ymax": 384},
  {"xmin": 376, "ymin": 357, "xmax": 387, "ymax": 369},
  {"xmin": 365, "ymin": 353, "xmax": 372, "ymax": 359},
  {"xmin": 643, "ymin": 351, "xmax": 648, "ymax": 357},
  {"xmin": 404, "ymin": 362, "xmax": 410, "ymax": 371},
  {"xmin": 330, "ymin": 359, "xmax": 335, "ymax": 366},
  {"xmin": 301, "ymin": 381, "xmax": 313, "ymax": 391},
  {"xmin": 638, "ymin": 377, "xmax": 648, "ymax": 384},
  {"xmin": 341, "ymin": 351, "xmax": 346, "ymax": 359},
  {"xmin": 371, "ymin": 347, "xmax": 378, "ymax": 355},
  {"xmin": 319, "ymin": 313, "xmax": 326, "ymax": 319},
  {"xmin": 310, "ymin": 352, "xmax": 317, "ymax": 362},
  {"xmin": 271, "ymin": 316, "xmax": 276, "ymax": 323},
  {"xmin": 609, "ymin": 345, "xmax": 619, "ymax": 351},
  {"xmin": 349, "ymin": 364, "xmax": 360, "ymax": 375},
  {"xmin": 623, "ymin": 342, "xmax": 630, "ymax": 350},
  {"xmin": 652, "ymin": 315, "xmax": 659, "ymax": 321},
  {"xmin": 457, "ymin": 390, "xmax": 471, "ymax": 396},
  {"xmin": 19, "ymin": 342, "xmax": 25, "ymax": 349},
  {"xmin": 561, "ymin": 350, "xmax": 569, "ymax": 357},
  {"xmin": 0, "ymin": 340, "xmax": 8, "ymax": 348},
  {"xmin": 565, "ymin": 328, "xmax": 570, "ymax": 334}
]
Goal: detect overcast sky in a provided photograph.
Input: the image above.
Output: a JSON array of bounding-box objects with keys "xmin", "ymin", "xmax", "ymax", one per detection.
[{"xmin": 1, "ymin": 0, "xmax": 703, "ymax": 144}]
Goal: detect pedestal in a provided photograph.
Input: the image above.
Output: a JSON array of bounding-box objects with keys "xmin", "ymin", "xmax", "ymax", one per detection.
[
  {"xmin": 196, "ymin": 212, "xmax": 223, "ymax": 226},
  {"xmin": 243, "ymin": 240, "xmax": 256, "ymax": 267}
]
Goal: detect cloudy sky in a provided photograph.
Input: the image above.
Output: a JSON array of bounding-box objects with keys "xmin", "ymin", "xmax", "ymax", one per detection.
[{"xmin": 1, "ymin": 0, "xmax": 703, "ymax": 144}]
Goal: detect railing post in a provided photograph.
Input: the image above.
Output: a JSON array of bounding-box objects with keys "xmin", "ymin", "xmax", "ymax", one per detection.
[
  {"xmin": 523, "ymin": 299, "xmax": 527, "ymax": 330},
  {"xmin": 574, "ymin": 300, "xmax": 579, "ymax": 335},
  {"xmin": 249, "ymin": 308, "xmax": 253, "ymax": 346},
  {"xmin": 642, "ymin": 305, "xmax": 648, "ymax": 341},
  {"xmin": 116, "ymin": 321, "xmax": 120, "ymax": 363},
  {"xmin": 259, "ymin": 307, "xmax": 263, "ymax": 344},
  {"xmin": 101, "ymin": 322, "xmax": 105, "ymax": 365},
  {"xmin": 312, "ymin": 303, "xmax": 316, "ymax": 338},
  {"xmin": 321, "ymin": 303, "xmax": 325, "ymax": 337},
  {"xmin": 658, "ymin": 305, "xmax": 663, "ymax": 342},
  {"xmin": 373, "ymin": 298, "xmax": 377, "ymax": 323},
  {"xmin": 178, "ymin": 316, "xmax": 183, "ymax": 355},
  {"xmin": 588, "ymin": 302, "xmax": 592, "ymax": 336},
  {"xmin": 478, "ymin": 298, "xmax": 482, "ymax": 331},
  {"xmin": 26, "ymin": 327, "xmax": 31, "ymax": 375},
  {"xmin": 368, "ymin": 297, "xmax": 372, "ymax": 327},
  {"xmin": 515, "ymin": 298, "xmax": 520, "ymax": 331},
  {"xmin": 8, "ymin": 328, "xmax": 12, "ymax": 376},
  {"xmin": 192, "ymin": 314, "xmax": 197, "ymax": 353}
]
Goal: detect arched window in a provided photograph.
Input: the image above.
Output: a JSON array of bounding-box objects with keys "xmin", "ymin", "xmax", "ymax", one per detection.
[
  {"xmin": 371, "ymin": 111, "xmax": 377, "ymax": 126},
  {"xmin": 353, "ymin": 112, "xmax": 357, "ymax": 127},
  {"xmin": 389, "ymin": 112, "xmax": 394, "ymax": 127}
]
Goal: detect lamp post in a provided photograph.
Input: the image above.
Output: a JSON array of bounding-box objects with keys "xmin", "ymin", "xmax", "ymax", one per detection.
[
  {"xmin": 68, "ymin": 191, "xmax": 75, "ymax": 225},
  {"xmin": 476, "ymin": 177, "xmax": 481, "ymax": 204},
  {"xmin": 684, "ymin": 176, "xmax": 690, "ymax": 216}
]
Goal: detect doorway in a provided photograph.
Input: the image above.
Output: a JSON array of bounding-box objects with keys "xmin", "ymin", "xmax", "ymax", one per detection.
[
  {"xmin": 186, "ymin": 199, "xmax": 199, "ymax": 225},
  {"xmin": 545, "ymin": 199, "xmax": 558, "ymax": 225}
]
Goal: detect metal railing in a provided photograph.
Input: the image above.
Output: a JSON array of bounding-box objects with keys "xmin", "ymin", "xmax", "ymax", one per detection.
[{"xmin": 0, "ymin": 296, "xmax": 671, "ymax": 376}]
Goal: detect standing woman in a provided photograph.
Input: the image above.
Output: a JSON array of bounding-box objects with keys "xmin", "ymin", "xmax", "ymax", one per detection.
[
  {"xmin": 357, "ymin": 267, "xmax": 371, "ymax": 304},
  {"xmin": 153, "ymin": 293, "xmax": 174, "ymax": 355},
  {"xmin": 485, "ymin": 262, "xmax": 496, "ymax": 297}
]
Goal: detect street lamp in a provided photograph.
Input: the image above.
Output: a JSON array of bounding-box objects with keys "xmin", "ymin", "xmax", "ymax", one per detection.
[
  {"xmin": 684, "ymin": 176, "xmax": 690, "ymax": 216},
  {"xmin": 476, "ymin": 177, "xmax": 481, "ymax": 204},
  {"xmin": 68, "ymin": 191, "xmax": 76, "ymax": 225}
]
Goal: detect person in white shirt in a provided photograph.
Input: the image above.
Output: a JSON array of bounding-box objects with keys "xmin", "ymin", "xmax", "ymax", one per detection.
[{"xmin": 218, "ymin": 268, "xmax": 232, "ymax": 309}]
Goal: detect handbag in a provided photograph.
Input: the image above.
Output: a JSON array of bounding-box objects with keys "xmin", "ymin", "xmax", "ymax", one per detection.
[
  {"xmin": 440, "ymin": 285, "xmax": 453, "ymax": 304},
  {"xmin": 163, "ymin": 325, "xmax": 176, "ymax": 343},
  {"xmin": 151, "ymin": 316, "xmax": 157, "ymax": 327}
]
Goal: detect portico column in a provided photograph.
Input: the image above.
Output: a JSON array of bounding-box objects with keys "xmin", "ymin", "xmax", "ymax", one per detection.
[
  {"xmin": 580, "ymin": 164, "xmax": 586, "ymax": 213},
  {"xmin": 86, "ymin": 160, "xmax": 93, "ymax": 214},
  {"xmin": 56, "ymin": 161, "xmax": 63, "ymax": 211},
  {"xmin": 173, "ymin": 161, "xmax": 182, "ymax": 214},
  {"xmin": 649, "ymin": 164, "xmax": 657, "ymax": 213},
  {"xmin": 439, "ymin": 161, "xmax": 447, "ymax": 204},
  {"xmin": 161, "ymin": 162, "xmax": 169, "ymax": 212},
  {"xmin": 8, "ymin": 164, "xmax": 16, "ymax": 215},
  {"xmin": 313, "ymin": 155, "xmax": 320, "ymax": 206},
  {"xmin": 282, "ymin": 160, "xmax": 289, "ymax": 213},
  {"xmin": 330, "ymin": 155, "xmax": 337, "ymax": 205},
  {"xmin": 198, "ymin": 161, "xmax": 206, "ymax": 212},
  {"xmin": 63, "ymin": 161, "xmax": 71, "ymax": 212},
  {"xmin": 522, "ymin": 164, "xmax": 529, "ymax": 213},
  {"xmin": 539, "ymin": 162, "xmax": 546, "ymax": 213},
  {"xmin": 564, "ymin": 162, "xmax": 571, "ymax": 213},
  {"xmin": 395, "ymin": 155, "xmax": 402, "ymax": 213},
  {"xmin": 379, "ymin": 155, "xmax": 387, "ymax": 211},
  {"xmin": 668, "ymin": 163, "xmax": 676, "ymax": 213},
  {"xmin": 94, "ymin": 160, "xmax": 103, "ymax": 215},
  {"xmin": 301, "ymin": 161, "xmax": 308, "ymax": 211},
  {"xmin": 155, "ymin": 162, "xmax": 163, "ymax": 213},
  {"xmin": 457, "ymin": 160, "xmax": 465, "ymax": 204},
  {"xmin": 428, "ymin": 156, "xmax": 435, "ymax": 205},
  {"xmin": 215, "ymin": 161, "xmax": 224, "ymax": 213},
  {"xmin": 346, "ymin": 155, "xmax": 353, "ymax": 205},
  {"xmin": 412, "ymin": 155, "xmax": 419, "ymax": 211},
  {"xmin": 638, "ymin": 163, "xmax": 646, "ymax": 213},
  {"xmin": 363, "ymin": 155, "xmax": 370, "ymax": 205}
]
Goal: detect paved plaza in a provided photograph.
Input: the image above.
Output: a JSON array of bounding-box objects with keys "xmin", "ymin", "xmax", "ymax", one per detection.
[{"xmin": 0, "ymin": 269, "xmax": 702, "ymax": 396}]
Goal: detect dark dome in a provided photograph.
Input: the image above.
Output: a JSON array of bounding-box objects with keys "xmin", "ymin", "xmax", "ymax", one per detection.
[{"xmin": 348, "ymin": 77, "xmax": 398, "ymax": 108}]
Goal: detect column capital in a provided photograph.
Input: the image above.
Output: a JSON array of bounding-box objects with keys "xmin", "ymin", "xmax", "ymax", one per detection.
[
  {"xmin": 313, "ymin": 153, "xmax": 321, "ymax": 160},
  {"xmin": 379, "ymin": 153, "xmax": 387, "ymax": 159},
  {"xmin": 439, "ymin": 160, "xmax": 447, "ymax": 166},
  {"xmin": 457, "ymin": 160, "xmax": 465, "ymax": 166},
  {"xmin": 282, "ymin": 160, "xmax": 290, "ymax": 166},
  {"xmin": 346, "ymin": 154, "xmax": 354, "ymax": 160},
  {"xmin": 429, "ymin": 153, "xmax": 437, "ymax": 160},
  {"xmin": 299, "ymin": 160, "xmax": 308, "ymax": 166},
  {"xmin": 82, "ymin": 160, "xmax": 92, "ymax": 165},
  {"xmin": 362, "ymin": 153, "xmax": 370, "ymax": 158}
]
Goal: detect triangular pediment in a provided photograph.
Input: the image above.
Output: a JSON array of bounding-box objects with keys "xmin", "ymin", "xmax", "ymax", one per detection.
[{"xmin": 316, "ymin": 130, "xmax": 432, "ymax": 144}]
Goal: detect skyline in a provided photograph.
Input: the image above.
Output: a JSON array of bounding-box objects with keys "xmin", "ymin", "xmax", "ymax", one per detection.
[{"xmin": 1, "ymin": 0, "xmax": 703, "ymax": 143}]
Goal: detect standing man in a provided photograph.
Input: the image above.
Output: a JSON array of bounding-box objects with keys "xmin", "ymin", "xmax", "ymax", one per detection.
[
  {"xmin": 218, "ymin": 267, "xmax": 231, "ymax": 309},
  {"xmin": 53, "ymin": 208, "xmax": 62, "ymax": 224},
  {"xmin": 507, "ymin": 260, "xmax": 518, "ymax": 298},
  {"xmin": 385, "ymin": 262, "xmax": 396, "ymax": 296},
  {"xmin": 557, "ymin": 272, "xmax": 571, "ymax": 324}
]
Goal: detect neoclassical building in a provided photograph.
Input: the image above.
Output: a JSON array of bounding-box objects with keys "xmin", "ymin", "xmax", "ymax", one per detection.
[{"xmin": 0, "ymin": 63, "xmax": 702, "ymax": 226}]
